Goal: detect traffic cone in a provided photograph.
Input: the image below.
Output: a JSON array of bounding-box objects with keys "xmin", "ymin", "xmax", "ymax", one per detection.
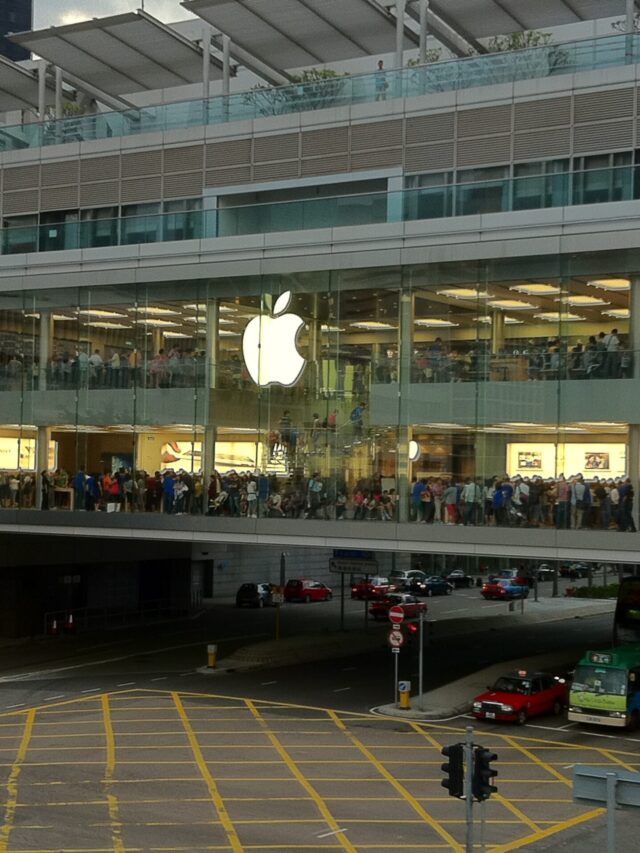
[
  {"xmin": 50, "ymin": 618, "xmax": 59, "ymax": 636},
  {"xmin": 65, "ymin": 613, "xmax": 75, "ymax": 634}
]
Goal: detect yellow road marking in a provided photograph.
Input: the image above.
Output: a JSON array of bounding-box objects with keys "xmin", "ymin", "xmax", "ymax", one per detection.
[
  {"xmin": 245, "ymin": 699, "xmax": 358, "ymax": 853},
  {"xmin": 596, "ymin": 747, "xmax": 637, "ymax": 773},
  {"xmin": 101, "ymin": 695, "xmax": 125, "ymax": 853},
  {"xmin": 501, "ymin": 736, "xmax": 571, "ymax": 786},
  {"xmin": 329, "ymin": 710, "xmax": 463, "ymax": 853},
  {"xmin": 0, "ymin": 708, "xmax": 35, "ymax": 853},
  {"xmin": 172, "ymin": 692, "xmax": 243, "ymax": 853},
  {"xmin": 487, "ymin": 807, "xmax": 605, "ymax": 852}
]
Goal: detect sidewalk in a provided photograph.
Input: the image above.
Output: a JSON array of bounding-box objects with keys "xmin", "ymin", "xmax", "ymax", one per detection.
[{"xmin": 201, "ymin": 596, "xmax": 615, "ymax": 678}]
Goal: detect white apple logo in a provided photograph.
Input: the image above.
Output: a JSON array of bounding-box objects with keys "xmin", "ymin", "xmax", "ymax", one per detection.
[{"xmin": 242, "ymin": 291, "xmax": 306, "ymax": 387}]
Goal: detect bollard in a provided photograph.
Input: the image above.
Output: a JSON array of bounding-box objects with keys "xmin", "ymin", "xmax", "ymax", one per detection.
[
  {"xmin": 508, "ymin": 601, "xmax": 515, "ymax": 613},
  {"xmin": 207, "ymin": 643, "xmax": 218, "ymax": 669},
  {"xmin": 398, "ymin": 680, "xmax": 411, "ymax": 710}
]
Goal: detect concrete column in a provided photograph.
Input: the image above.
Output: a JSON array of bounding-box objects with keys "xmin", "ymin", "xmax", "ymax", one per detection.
[
  {"xmin": 222, "ymin": 35, "xmax": 231, "ymax": 98},
  {"xmin": 202, "ymin": 24, "xmax": 211, "ymax": 100},
  {"xmin": 626, "ymin": 0, "xmax": 636, "ymax": 33},
  {"xmin": 629, "ymin": 276, "xmax": 640, "ymax": 376},
  {"xmin": 419, "ymin": 0, "xmax": 429, "ymax": 64},
  {"xmin": 387, "ymin": 174, "xmax": 404, "ymax": 222},
  {"xmin": 491, "ymin": 311, "xmax": 505, "ymax": 354},
  {"xmin": 205, "ymin": 300, "xmax": 219, "ymax": 391},
  {"xmin": 35, "ymin": 426, "xmax": 51, "ymax": 510},
  {"xmin": 397, "ymin": 291, "xmax": 414, "ymax": 523},
  {"xmin": 202, "ymin": 425, "xmax": 216, "ymax": 485},
  {"xmin": 395, "ymin": 0, "xmax": 406, "ymax": 69},
  {"xmin": 54, "ymin": 66, "xmax": 63, "ymax": 119},
  {"xmin": 39, "ymin": 312, "xmax": 53, "ymax": 390},
  {"xmin": 38, "ymin": 61, "xmax": 47, "ymax": 119},
  {"xmin": 309, "ymin": 294, "xmax": 320, "ymax": 397}
]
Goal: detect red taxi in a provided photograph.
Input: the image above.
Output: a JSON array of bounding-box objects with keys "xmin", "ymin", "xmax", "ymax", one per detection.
[
  {"xmin": 472, "ymin": 670, "xmax": 568, "ymax": 725},
  {"xmin": 351, "ymin": 576, "xmax": 390, "ymax": 600},
  {"xmin": 369, "ymin": 593, "xmax": 427, "ymax": 621}
]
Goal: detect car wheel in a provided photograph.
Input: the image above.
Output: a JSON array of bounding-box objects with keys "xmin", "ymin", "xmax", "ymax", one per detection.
[
  {"xmin": 446, "ymin": 587, "xmax": 453, "ymax": 595},
  {"xmin": 304, "ymin": 595, "xmax": 311, "ymax": 604},
  {"xmin": 326, "ymin": 593, "xmax": 332, "ymax": 601},
  {"xmin": 516, "ymin": 710, "xmax": 528, "ymax": 726},
  {"xmin": 427, "ymin": 589, "xmax": 433, "ymax": 597},
  {"xmin": 258, "ymin": 599, "xmax": 264, "ymax": 608},
  {"xmin": 627, "ymin": 712, "xmax": 639, "ymax": 732},
  {"xmin": 552, "ymin": 699, "xmax": 562, "ymax": 716}
]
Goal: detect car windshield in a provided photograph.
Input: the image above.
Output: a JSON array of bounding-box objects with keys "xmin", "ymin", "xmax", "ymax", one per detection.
[
  {"xmin": 573, "ymin": 665, "xmax": 627, "ymax": 696},
  {"xmin": 492, "ymin": 677, "xmax": 531, "ymax": 694}
]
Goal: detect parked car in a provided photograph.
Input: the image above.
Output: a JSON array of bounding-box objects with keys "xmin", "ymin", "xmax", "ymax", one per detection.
[
  {"xmin": 351, "ymin": 576, "xmax": 390, "ymax": 600},
  {"xmin": 535, "ymin": 564, "xmax": 556, "ymax": 582},
  {"xmin": 560, "ymin": 562, "xmax": 590, "ymax": 579},
  {"xmin": 369, "ymin": 593, "xmax": 427, "ymax": 621},
  {"xmin": 472, "ymin": 670, "xmax": 568, "ymax": 725},
  {"xmin": 445, "ymin": 569, "xmax": 474, "ymax": 588},
  {"xmin": 481, "ymin": 579, "xmax": 529, "ymax": 600},
  {"xmin": 389, "ymin": 569, "xmax": 427, "ymax": 590},
  {"xmin": 284, "ymin": 579, "xmax": 332, "ymax": 603},
  {"xmin": 422, "ymin": 576, "xmax": 454, "ymax": 596},
  {"xmin": 235, "ymin": 582, "xmax": 273, "ymax": 608}
]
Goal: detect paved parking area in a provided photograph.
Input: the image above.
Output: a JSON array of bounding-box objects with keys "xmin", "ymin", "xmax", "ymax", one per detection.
[{"xmin": 0, "ymin": 690, "xmax": 637, "ymax": 853}]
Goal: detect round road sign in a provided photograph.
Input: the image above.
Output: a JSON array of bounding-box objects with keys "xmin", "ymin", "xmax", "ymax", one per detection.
[
  {"xmin": 388, "ymin": 605, "xmax": 405, "ymax": 624},
  {"xmin": 388, "ymin": 629, "xmax": 404, "ymax": 648}
]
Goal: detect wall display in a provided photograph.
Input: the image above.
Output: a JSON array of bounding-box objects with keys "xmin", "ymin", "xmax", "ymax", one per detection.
[
  {"xmin": 508, "ymin": 442, "xmax": 626, "ymax": 479},
  {"xmin": 0, "ymin": 437, "xmax": 57, "ymax": 471}
]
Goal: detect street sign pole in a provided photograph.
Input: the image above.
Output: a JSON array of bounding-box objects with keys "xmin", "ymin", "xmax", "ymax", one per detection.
[
  {"xmin": 340, "ymin": 573, "xmax": 345, "ymax": 631},
  {"xmin": 465, "ymin": 726, "xmax": 474, "ymax": 853},
  {"xmin": 418, "ymin": 610, "xmax": 425, "ymax": 711},
  {"xmin": 607, "ymin": 772, "xmax": 616, "ymax": 853},
  {"xmin": 394, "ymin": 647, "xmax": 399, "ymax": 706}
]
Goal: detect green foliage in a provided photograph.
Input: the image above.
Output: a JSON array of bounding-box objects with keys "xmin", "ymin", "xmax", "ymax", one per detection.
[
  {"xmin": 611, "ymin": 15, "xmax": 640, "ymax": 33},
  {"xmin": 407, "ymin": 48, "xmax": 443, "ymax": 66},
  {"xmin": 246, "ymin": 67, "xmax": 348, "ymax": 117},
  {"xmin": 566, "ymin": 583, "xmax": 620, "ymax": 599},
  {"xmin": 486, "ymin": 31, "xmax": 553, "ymax": 52}
]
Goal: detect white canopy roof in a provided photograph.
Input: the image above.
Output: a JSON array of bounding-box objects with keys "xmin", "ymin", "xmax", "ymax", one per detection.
[
  {"xmin": 0, "ymin": 56, "xmax": 52, "ymax": 112},
  {"xmin": 182, "ymin": 0, "xmax": 417, "ymax": 70},
  {"xmin": 10, "ymin": 10, "xmax": 225, "ymax": 96}
]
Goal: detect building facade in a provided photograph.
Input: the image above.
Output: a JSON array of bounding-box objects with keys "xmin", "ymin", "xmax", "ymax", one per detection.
[
  {"xmin": 0, "ymin": 0, "xmax": 31, "ymax": 62},
  {"xmin": 0, "ymin": 23, "xmax": 640, "ymax": 565}
]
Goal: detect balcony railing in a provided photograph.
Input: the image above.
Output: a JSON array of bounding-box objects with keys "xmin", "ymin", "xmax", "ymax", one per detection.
[
  {"xmin": 0, "ymin": 33, "xmax": 639, "ymax": 152},
  {"xmin": 3, "ymin": 164, "xmax": 639, "ymax": 255}
]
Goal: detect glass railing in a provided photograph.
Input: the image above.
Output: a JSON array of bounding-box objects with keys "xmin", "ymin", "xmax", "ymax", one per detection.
[
  {"xmin": 0, "ymin": 32, "xmax": 639, "ymax": 152},
  {"xmin": 3, "ymin": 164, "xmax": 638, "ymax": 256}
]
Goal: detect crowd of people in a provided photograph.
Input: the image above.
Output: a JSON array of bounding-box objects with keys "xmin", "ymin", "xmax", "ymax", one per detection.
[
  {"xmin": 0, "ymin": 348, "xmax": 206, "ymax": 391},
  {"xmin": 0, "ymin": 467, "xmax": 634, "ymax": 532},
  {"xmin": 403, "ymin": 330, "xmax": 633, "ymax": 384}
]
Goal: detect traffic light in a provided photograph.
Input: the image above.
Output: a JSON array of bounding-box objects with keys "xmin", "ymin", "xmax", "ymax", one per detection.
[
  {"xmin": 441, "ymin": 743, "xmax": 464, "ymax": 798},
  {"xmin": 472, "ymin": 747, "xmax": 498, "ymax": 801}
]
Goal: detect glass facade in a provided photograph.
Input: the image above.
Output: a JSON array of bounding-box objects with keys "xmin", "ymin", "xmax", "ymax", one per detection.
[{"xmin": 0, "ymin": 250, "xmax": 637, "ymax": 530}]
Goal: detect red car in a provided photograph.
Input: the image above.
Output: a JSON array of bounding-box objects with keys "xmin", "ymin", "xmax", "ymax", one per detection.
[
  {"xmin": 481, "ymin": 579, "xmax": 529, "ymax": 600},
  {"xmin": 351, "ymin": 576, "xmax": 390, "ymax": 600},
  {"xmin": 472, "ymin": 670, "xmax": 568, "ymax": 725},
  {"xmin": 284, "ymin": 579, "xmax": 332, "ymax": 603},
  {"xmin": 369, "ymin": 593, "xmax": 427, "ymax": 621}
]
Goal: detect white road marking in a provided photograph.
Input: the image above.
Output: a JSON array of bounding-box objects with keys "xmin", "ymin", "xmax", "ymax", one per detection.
[
  {"xmin": 261, "ymin": 681, "xmax": 277, "ymax": 686},
  {"xmin": 43, "ymin": 695, "xmax": 64, "ymax": 701},
  {"xmin": 563, "ymin": 764, "xmax": 576, "ymax": 769},
  {"xmin": 81, "ymin": 688, "xmax": 100, "ymax": 693},
  {"xmin": 150, "ymin": 677, "xmax": 167, "ymax": 682},
  {"xmin": 179, "ymin": 672, "xmax": 195, "ymax": 677},
  {"xmin": 559, "ymin": 722, "xmax": 578, "ymax": 730},
  {"xmin": 6, "ymin": 703, "xmax": 24, "ymax": 709},
  {"xmin": 333, "ymin": 687, "xmax": 351, "ymax": 693},
  {"xmin": 116, "ymin": 682, "xmax": 135, "ymax": 687},
  {"xmin": 317, "ymin": 828, "xmax": 348, "ymax": 838}
]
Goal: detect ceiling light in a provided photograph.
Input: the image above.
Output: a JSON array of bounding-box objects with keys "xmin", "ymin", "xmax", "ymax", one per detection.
[
  {"xmin": 414, "ymin": 318, "xmax": 460, "ymax": 327},
  {"xmin": 534, "ymin": 312, "xmax": 586, "ymax": 322},
  {"xmin": 219, "ymin": 330, "xmax": 241, "ymax": 337},
  {"xmin": 321, "ymin": 324, "xmax": 346, "ymax": 332},
  {"xmin": 134, "ymin": 319, "xmax": 180, "ymax": 328},
  {"xmin": 436, "ymin": 288, "xmax": 492, "ymax": 300},
  {"xmin": 220, "ymin": 305, "xmax": 238, "ymax": 313},
  {"xmin": 510, "ymin": 283, "xmax": 562, "ymax": 295},
  {"xmin": 350, "ymin": 321, "xmax": 396, "ymax": 330},
  {"xmin": 587, "ymin": 277, "xmax": 630, "ymax": 291},
  {"xmin": 130, "ymin": 306, "xmax": 180, "ymax": 316},
  {"xmin": 53, "ymin": 314, "xmax": 76, "ymax": 322},
  {"xmin": 487, "ymin": 299, "xmax": 537, "ymax": 310},
  {"xmin": 77, "ymin": 309, "xmax": 127, "ymax": 318},
  {"xmin": 473, "ymin": 315, "xmax": 523, "ymax": 325},
  {"xmin": 183, "ymin": 303, "xmax": 207, "ymax": 312},
  {"xmin": 84, "ymin": 321, "xmax": 131, "ymax": 330},
  {"xmin": 557, "ymin": 295, "xmax": 609, "ymax": 307},
  {"xmin": 163, "ymin": 332, "xmax": 193, "ymax": 339},
  {"xmin": 603, "ymin": 308, "xmax": 630, "ymax": 319},
  {"xmin": 505, "ymin": 317, "xmax": 524, "ymax": 325}
]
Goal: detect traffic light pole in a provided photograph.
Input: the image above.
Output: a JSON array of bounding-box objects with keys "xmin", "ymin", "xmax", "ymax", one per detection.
[
  {"xmin": 418, "ymin": 610, "xmax": 425, "ymax": 710},
  {"xmin": 465, "ymin": 726, "xmax": 474, "ymax": 853}
]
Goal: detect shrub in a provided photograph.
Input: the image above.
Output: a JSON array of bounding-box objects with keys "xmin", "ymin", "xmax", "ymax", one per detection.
[{"xmin": 568, "ymin": 583, "xmax": 620, "ymax": 599}]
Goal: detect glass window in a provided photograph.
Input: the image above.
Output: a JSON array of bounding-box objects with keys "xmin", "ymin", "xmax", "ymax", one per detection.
[
  {"xmin": 405, "ymin": 172, "xmax": 453, "ymax": 220},
  {"xmin": 456, "ymin": 166, "xmax": 509, "ymax": 216},
  {"xmin": 3, "ymin": 215, "xmax": 37, "ymax": 254},
  {"xmin": 121, "ymin": 203, "xmax": 161, "ymax": 245},
  {"xmin": 162, "ymin": 198, "xmax": 203, "ymax": 242},
  {"xmin": 80, "ymin": 207, "xmax": 119, "ymax": 249}
]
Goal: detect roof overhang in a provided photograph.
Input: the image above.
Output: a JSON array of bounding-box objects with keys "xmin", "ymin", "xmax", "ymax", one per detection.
[{"xmin": 9, "ymin": 10, "xmax": 225, "ymax": 97}]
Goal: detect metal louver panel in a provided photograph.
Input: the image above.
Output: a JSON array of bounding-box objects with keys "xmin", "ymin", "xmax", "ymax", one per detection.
[
  {"xmin": 163, "ymin": 145, "xmax": 204, "ymax": 174},
  {"xmin": 3, "ymin": 165, "xmax": 40, "ymax": 191},
  {"xmin": 163, "ymin": 172, "xmax": 203, "ymax": 198},
  {"xmin": 205, "ymin": 165, "xmax": 252, "ymax": 187},
  {"xmin": 254, "ymin": 133, "xmax": 299, "ymax": 162},
  {"xmin": 457, "ymin": 105, "xmax": 512, "ymax": 137},
  {"xmin": 41, "ymin": 161, "xmax": 79, "ymax": 187},
  {"xmin": 573, "ymin": 120, "xmax": 634, "ymax": 153},
  {"xmin": 121, "ymin": 150, "xmax": 162, "ymax": 178},
  {"xmin": 406, "ymin": 112, "xmax": 455, "ymax": 144},
  {"xmin": 253, "ymin": 161, "xmax": 300, "ymax": 181},
  {"xmin": 302, "ymin": 126, "xmax": 349, "ymax": 157},
  {"xmin": 206, "ymin": 138, "xmax": 252, "ymax": 168},
  {"xmin": 80, "ymin": 156, "xmax": 120, "ymax": 182},
  {"xmin": 301, "ymin": 154, "xmax": 349, "ymax": 176},
  {"xmin": 513, "ymin": 127, "xmax": 571, "ymax": 160},
  {"xmin": 575, "ymin": 88, "xmax": 634, "ymax": 123},
  {"xmin": 40, "ymin": 185, "xmax": 80, "ymax": 211},
  {"xmin": 3, "ymin": 189, "xmax": 39, "ymax": 214},
  {"xmin": 120, "ymin": 175, "xmax": 162, "ymax": 202},
  {"xmin": 351, "ymin": 120, "xmax": 403, "ymax": 151},
  {"xmin": 457, "ymin": 135, "xmax": 511, "ymax": 167},
  {"xmin": 514, "ymin": 97, "xmax": 571, "ymax": 131},
  {"xmin": 404, "ymin": 142, "xmax": 455, "ymax": 172},
  {"xmin": 79, "ymin": 181, "xmax": 120, "ymax": 207}
]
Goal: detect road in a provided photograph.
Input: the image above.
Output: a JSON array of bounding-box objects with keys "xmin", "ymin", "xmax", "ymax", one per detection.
[{"xmin": 0, "ymin": 582, "xmax": 632, "ymax": 852}]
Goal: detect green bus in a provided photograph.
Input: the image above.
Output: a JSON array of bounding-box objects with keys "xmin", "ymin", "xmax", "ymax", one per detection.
[{"xmin": 568, "ymin": 646, "xmax": 640, "ymax": 729}]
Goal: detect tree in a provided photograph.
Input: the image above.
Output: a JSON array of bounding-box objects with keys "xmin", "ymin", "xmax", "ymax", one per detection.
[{"xmin": 246, "ymin": 68, "xmax": 348, "ymax": 117}]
